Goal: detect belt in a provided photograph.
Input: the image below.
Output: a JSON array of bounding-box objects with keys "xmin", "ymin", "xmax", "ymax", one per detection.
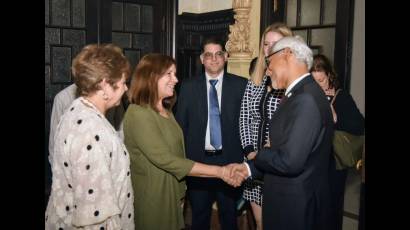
[{"xmin": 205, "ymin": 149, "xmax": 222, "ymax": 156}]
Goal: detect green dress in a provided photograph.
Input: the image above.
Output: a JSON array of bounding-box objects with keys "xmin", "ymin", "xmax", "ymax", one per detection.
[{"xmin": 123, "ymin": 104, "xmax": 194, "ymax": 230}]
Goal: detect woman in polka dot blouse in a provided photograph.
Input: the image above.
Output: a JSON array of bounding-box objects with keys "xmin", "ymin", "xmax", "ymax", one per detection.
[{"xmin": 45, "ymin": 44, "xmax": 134, "ymax": 230}]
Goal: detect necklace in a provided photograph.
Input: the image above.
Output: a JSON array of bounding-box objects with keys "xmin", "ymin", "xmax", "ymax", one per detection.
[{"xmin": 81, "ymin": 97, "xmax": 104, "ymax": 115}]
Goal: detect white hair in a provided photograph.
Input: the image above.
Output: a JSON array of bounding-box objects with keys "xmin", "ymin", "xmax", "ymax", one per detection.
[{"xmin": 271, "ymin": 35, "xmax": 313, "ymax": 69}]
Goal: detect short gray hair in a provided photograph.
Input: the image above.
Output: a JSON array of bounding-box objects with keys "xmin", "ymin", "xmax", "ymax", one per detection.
[{"xmin": 271, "ymin": 35, "xmax": 313, "ymax": 69}]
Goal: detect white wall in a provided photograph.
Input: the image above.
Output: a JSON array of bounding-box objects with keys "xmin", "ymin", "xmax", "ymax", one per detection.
[
  {"xmin": 179, "ymin": 0, "xmax": 232, "ymax": 14},
  {"xmin": 350, "ymin": 0, "xmax": 365, "ymax": 116}
]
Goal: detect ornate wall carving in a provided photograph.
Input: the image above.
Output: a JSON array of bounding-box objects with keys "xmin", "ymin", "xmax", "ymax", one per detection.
[{"xmin": 225, "ymin": 0, "xmax": 253, "ymax": 58}]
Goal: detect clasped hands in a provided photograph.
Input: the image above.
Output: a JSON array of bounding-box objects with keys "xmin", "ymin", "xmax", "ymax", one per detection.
[{"xmin": 220, "ymin": 163, "xmax": 249, "ymax": 187}]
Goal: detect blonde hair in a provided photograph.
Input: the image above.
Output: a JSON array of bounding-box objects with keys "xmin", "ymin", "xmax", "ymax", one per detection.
[
  {"xmin": 251, "ymin": 22, "xmax": 293, "ymax": 85},
  {"xmin": 72, "ymin": 43, "xmax": 130, "ymax": 96}
]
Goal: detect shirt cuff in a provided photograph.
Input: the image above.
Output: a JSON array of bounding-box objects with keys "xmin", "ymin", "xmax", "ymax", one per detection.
[
  {"xmin": 243, "ymin": 145, "xmax": 255, "ymax": 156},
  {"xmin": 243, "ymin": 162, "xmax": 252, "ymax": 178}
]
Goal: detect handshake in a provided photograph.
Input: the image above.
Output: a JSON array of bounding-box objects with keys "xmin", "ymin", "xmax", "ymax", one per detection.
[{"xmin": 219, "ymin": 163, "xmax": 250, "ymax": 187}]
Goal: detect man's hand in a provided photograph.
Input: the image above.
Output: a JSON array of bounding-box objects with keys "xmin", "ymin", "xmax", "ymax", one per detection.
[
  {"xmin": 220, "ymin": 163, "xmax": 248, "ymax": 187},
  {"xmin": 246, "ymin": 151, "xmax": 257, "ymax": 160},
  {"xmin": 230, "ymin": 163, "xmax": 249, "ymax": 180}
]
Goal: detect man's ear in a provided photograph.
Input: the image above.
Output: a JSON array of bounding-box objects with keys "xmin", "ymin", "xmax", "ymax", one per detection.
[
  {"xmin": 283, "ymin": 48, "xmax": 293, "ymax": 64},
  {"xmin": 223, "ymin": 51, "xmax": 228, "ymax": 60},
  {"xmin": 200, "ymin": 54, "xmax": 204, "ymax": 64}
]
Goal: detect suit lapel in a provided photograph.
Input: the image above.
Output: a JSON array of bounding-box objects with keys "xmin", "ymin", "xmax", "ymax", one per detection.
[
  {"xmin": 221, "ymin": 73, "xmax": 229, "ymax": 114},
  {"xmin": 197, "ymin": 74, "xmax": 208, "ymax": 126},
  {"xmin": 276, "ymin": 75, "xmax": 314, "ymax": 113},
  {"xmin": 220, "ymin": 73, "xmax": 231, "ymax": 131}
]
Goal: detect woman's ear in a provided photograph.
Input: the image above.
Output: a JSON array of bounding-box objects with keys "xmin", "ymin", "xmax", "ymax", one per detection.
[
  {"xmin": 100, "ymin": 78, "xmax": 108, "ymax": 86},
  {"xmin": 98, "ymin": 79, "xmax": 109, "ymax": 100},
  {"xmin": 99, "ymin": 78, "xmax": 110, "ymax": 91}
]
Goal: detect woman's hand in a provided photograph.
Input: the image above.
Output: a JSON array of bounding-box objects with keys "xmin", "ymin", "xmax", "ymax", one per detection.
[
  {"xmin": 324, "ymin": 87, "xmax": 335, "ymax": 96},
  {"xmin": 264, "ymin": 136, "xmax": 271, "ymax": 148},
  {"xmin": 330, "ymin": 104, "xmax": 337, "ymax": 123},
  {"xmin": 246, "ymin": 151, "xmax": 257, "ymax": 160}
]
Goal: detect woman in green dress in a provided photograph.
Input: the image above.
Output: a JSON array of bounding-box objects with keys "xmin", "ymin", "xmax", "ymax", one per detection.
[{"xmin": 123, "ymin": 53, "xmax": 244, "ymax": 230}]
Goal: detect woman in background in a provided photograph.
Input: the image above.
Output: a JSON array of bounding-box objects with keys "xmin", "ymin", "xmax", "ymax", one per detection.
[{"xmin": 311, "ymin": 54, "xmax": 365, "ymax": 230}]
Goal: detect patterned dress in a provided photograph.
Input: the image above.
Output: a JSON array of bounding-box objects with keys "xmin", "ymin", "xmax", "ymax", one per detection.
[
  {"xmin": 45, "ymin": 97, "xmax": 134, "ymax": 230},
  {"xmin": 239, "ymin": 76, "xmax": 285, "ymax": 205}
]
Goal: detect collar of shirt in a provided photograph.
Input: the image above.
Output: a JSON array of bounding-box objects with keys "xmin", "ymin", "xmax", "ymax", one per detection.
[
  {"xmin": 205, "ymin": 71, "xmax": 224, "ymax": 87},
  {"xmin": 285, "ymin": 72, "xmax": 310, "ymax": 97}
]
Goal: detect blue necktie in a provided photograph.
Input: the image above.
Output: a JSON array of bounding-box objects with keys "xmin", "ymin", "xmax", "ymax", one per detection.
[{"xmin": 209, "ymin": 80, "xmax": 222, "ymax": 150}]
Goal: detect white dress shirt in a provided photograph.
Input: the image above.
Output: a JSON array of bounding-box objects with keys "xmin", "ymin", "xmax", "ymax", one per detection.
[{"xmin": 285, "ymin": 73, "xmax": 310, "ymax": 97}]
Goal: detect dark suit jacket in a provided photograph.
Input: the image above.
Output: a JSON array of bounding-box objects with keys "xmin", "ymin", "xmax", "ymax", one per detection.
[
  {"xmin": 175, "ymin": 72, "xmax": 247, "ymax": 166},
  {"xmin": 248, "ymin": 75, "xmax": 334, "ymax": 230}
]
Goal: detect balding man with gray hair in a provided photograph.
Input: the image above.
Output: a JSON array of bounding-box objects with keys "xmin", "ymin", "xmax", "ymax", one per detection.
[{"xmin": 233, "ymin": 36, "xmax": 333, "ymax": 230}]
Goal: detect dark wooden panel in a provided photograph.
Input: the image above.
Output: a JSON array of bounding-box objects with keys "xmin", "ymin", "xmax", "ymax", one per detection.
[
  {"xmin": 45, "ymin": 28, "xmax": 60, "ymax": 64},
  {"xmin": 51, "ymin": 46, "xmax": 72, "ymax": 84},
  {"xmin": 72, "ymin": 0, "xmax": 86, "ymax": 27},
  {"xmin": 124, "ymin": 49, "xmax": 141, "ymax": 73},
  {"xmin": 112, "ymin": 2, "xmax": 124, "ymax": 30},
  {"xmin": 334, "ymin": 0, "xmax": 355, "ymax": 91},
  {"xmin": 125, "ymin": 3, "xmax": 141, "ymax": 32},
  {"xmin": 141, "ymin": 5, "xmax": 153, "ymax": 32},
  {"xmin": 62, "ymin": 29, "xmax": 86, "ymax": 57},
  {"xmin": 260, "ymin": 0, "xmax": 286, "ymax": 37},
  {"xmin": 112, "ymin": 32, "xmax": 132, "ymax": 48},
  {"xmin": 51, "ymin": 0, "xmax": 70, "ymax": 26},
  {"xmin": 45, "ymin": 0, "xmax": 50, "ymax": 25}
]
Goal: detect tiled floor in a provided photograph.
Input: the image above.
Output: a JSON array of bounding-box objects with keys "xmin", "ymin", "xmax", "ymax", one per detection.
[{"xmin": 343, "ymin": 169, "xmax": 362, "ymax": 230}]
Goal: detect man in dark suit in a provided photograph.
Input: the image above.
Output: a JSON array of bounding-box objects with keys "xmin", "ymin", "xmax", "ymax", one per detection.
[
  {"xmin": 234, "ymin": 36, "xmax": 334, "ymax": 230},
  {"xmin": 175, "ymin": 37, "xmax": 247, "ymax": 230}
]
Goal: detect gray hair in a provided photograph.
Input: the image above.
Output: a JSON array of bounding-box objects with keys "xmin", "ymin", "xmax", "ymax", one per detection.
[{"xmin": 271, "ymin": 35, "xmax": 313, "ymax": 69}]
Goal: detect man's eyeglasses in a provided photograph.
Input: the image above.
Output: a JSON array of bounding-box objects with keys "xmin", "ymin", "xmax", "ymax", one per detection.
[
  {"xmin": 203, "ymin": 51, "xmax": 225, "ymax": 60},
  {"xmin": 265, "ymin": 48, "xmax": 286, "ymax": 66}
]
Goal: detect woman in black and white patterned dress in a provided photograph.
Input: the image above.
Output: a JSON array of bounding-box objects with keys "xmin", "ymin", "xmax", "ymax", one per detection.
[{"xmin": 239, "ymin": 23, "xmax": 292, "ymax": 230}]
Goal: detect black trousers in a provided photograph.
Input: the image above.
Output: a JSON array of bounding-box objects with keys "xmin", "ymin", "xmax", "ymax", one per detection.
[
  {"xmin": 187, "ymin": 177, "xmax": 240, "ymax": 230},
  {"xmin": 329, "ymin": 157, "xmax": 348, "ymax": 230}
]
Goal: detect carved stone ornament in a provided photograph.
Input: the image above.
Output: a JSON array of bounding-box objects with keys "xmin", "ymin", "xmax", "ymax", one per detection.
[{"xmin": 225, "ymin": 0, "xmax": 253, "ymax": 58}]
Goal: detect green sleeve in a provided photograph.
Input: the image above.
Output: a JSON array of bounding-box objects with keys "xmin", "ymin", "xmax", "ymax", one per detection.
[{"xmin": 124, "ymin": 105, "xmax": 194, "ymax": 180}]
